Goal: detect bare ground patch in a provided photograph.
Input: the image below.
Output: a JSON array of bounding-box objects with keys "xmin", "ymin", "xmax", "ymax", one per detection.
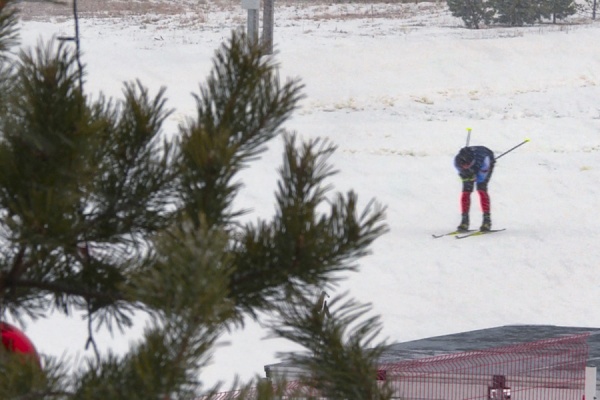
[
  {"xmin": 15, "ymin": 0, "xmax": 233, "ymax": 20},
  {"xmin": 15, "ymin": 0, "xmax": 435, "ymax": 21}
]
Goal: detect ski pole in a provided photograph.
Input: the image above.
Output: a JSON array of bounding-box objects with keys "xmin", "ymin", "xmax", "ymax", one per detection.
[
  {"xmin": 495, "ymin": 138, "xmax": 530, "ymax": 160},
  {"xmin": 465, "ymin": 127, "xmax": 472, "ymax": 147}
]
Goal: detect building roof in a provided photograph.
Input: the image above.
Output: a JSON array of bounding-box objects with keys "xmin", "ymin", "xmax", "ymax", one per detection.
[
  {"xmin": 265, "ymin": 324, "xmax": 600, "ymax": 384},
  {"xmin": 378, "ymin": 324, "xmax": 600, "ymax": 366}
]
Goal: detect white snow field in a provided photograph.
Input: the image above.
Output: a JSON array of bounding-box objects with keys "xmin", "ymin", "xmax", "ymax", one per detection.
[{"xmin": 9, "ymin": 0, "xmax": 600, "ymax": 390}]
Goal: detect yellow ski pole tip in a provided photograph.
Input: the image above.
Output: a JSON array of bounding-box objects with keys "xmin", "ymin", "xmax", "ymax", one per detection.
[{"xmin": 525, "ymin": 137, "xmax": 531, "ymax": 142}]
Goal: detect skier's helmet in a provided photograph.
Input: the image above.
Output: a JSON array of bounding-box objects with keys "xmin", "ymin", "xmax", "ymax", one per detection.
[{"xmin": 456, "ymin": 147, "xmax": 474, "ymax": 169}]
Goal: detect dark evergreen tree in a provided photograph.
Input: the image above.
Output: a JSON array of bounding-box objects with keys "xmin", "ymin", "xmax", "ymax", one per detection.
[
  {"xmin": 546, "ymin": 0, "xmax": 576, "ymax": 22},
  {"xmin": 531, "ymin": 0, "xmax": 553, "ymax": 22},
  {"xmin": 493, "ymin": 0, "xmax": 538, "ymax": 25},
  {"xmin": 0, "ymin": 0, "xmax": 390, "ymax": 398},
  {"xmin": 575, "ymin": 0, "xmax": 597, "ymax": 20},
  {"xmin": 447, "ymin": 0, "xmax": 495, "ymax": 28}
]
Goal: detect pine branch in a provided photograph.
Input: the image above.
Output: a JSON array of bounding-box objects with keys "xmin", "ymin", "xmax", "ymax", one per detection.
[
  {"xmin": 0, "ymin": 16, "xmax": 389, "ymax": 398},
  {"xmin": 176, "ymin": 31, "xmax": 304, "ymax": 228},
  {"xmin": 0, "ymin": 245, "xmax": 28, "ymax": 292},
  {"xmin": 270, "ymin": 292, "xmax": 393, "ymax": 400},
  {"xmin": 0, "ymin": 0, "xmax": 18, "ymax": 58},
  {"xmin": 228, "ymin": 133, "xmax": 388, "ymax": 313},
  {"xmin": 9, "ymin": 279, "xmax": 123, "ymax": 303}
]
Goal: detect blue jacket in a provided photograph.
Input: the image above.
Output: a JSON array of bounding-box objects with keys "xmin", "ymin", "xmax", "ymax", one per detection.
[{"xmin": 454, "ymin": 146, "xmax": 495, "ymax": 183}]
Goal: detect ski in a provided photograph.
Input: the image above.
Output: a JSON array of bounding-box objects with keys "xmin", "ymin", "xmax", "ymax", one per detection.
[
  {"xmin": 455, "ymin": 228, "xmax": 506, "ymax": 239},
  {"xmin": 432, "ymin": 230, "xmax": 474, "ymax": 239}
]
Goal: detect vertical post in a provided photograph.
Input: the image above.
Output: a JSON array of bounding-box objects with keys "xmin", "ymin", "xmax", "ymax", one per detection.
[
  {"xmin": 249, "ymin": 8, "xmax": 259, "ymax": 43},
  {"xmin": 73, "ymin": 0, "xmax": 84, "ymax": 94},
  {"xmin": 585, "ymin": 366, "xmax": 596, "ymax": 400},
  {"xmin": 57, "ymin": 0, "xmax": 84, "ymax": 96},
  {"xmin": 262, "ymin": 0, "xmax": 274, "ymax": 54},
  {"xmin": 241, "ymin": 0, "xmax": 260, "ymax": 44}
]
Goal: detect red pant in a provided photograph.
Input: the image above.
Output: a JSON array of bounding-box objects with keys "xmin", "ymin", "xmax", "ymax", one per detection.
[{"xmin": 460, "ymin": 190, "xmax": 490, "ymax": 214}]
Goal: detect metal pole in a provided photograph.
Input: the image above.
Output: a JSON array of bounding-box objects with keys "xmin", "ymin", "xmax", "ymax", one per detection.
[
  {"xmin": 248, "ymin": 9, "xmax": 259, "ymax": 43},
  {"xmin": 495, "ymin": 139, "xmax": 530, "ymax": 160},
  {"xmin": 242, "ymin": 0, "xmax": 260, "ymax": 44},
  {"xmin": 465, "ymin": 127, "xmax": 472, "ymax": 147},
  {"xmin": 262, "ymin": 0, "xmax": 274, "ymax": 54},
  {"xmin": 73, "ymin": 0, "xmax": 83, "ymax": 92}
]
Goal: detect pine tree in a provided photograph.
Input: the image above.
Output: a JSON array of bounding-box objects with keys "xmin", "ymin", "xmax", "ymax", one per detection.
[
  {"xmin": 0, "ymin": 1, "xmax": 390, "ymax": 398},
  {"xmin": 493, "ymin": 0, "xmax": 538, "ymax": 25},
  {"xmin": 546, "ymin": 0, "xmax": 576, "ymax": 22},
  {"xmin": 447, "ymin": 0, "xmax": 495, "ymax": 29},
  {"xmin": 531, "ymin": 0, "xmax": 553, "ymax": 22}
]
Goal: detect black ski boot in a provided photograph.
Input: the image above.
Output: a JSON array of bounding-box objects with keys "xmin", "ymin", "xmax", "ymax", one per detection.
[
  {"xmin": 480, "ymin": 213, "xmax": 491, "ymax": 232},
  {"xmin": 457, "ymin": 213, "xmax": 469, "ymax": 232}
]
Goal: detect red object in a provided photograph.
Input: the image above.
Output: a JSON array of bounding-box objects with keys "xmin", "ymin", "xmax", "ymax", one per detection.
[
  {"xmin": 460, "ymin": 191, "xmax": 471, "ymax": 214},
  {"xmin": 1, "ymin": 321, "xmax": 40, "ymax": 363},
  {"xmin": 478, "ymin": 189, "xmax": 491, "ymax": 213}
]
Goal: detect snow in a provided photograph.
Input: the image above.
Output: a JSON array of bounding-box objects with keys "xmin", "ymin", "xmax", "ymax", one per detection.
[{"xmin": 10, "ymin": 1, "xmax": 600, "ymax": 392}]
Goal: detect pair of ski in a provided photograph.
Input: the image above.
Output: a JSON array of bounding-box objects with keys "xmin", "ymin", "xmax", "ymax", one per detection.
[{"xmin": 432, "ymin": 228, "xmax": 506, "ymax": 239}]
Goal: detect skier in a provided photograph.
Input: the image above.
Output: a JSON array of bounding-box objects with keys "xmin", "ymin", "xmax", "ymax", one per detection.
[{"xmin": 454, "ymin": 146, "xmax": 495, "ymax": 232}]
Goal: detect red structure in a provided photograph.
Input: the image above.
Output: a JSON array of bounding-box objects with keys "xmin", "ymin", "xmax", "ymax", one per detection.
[
  {"xmin": 205, "ymin": 333, "xmax": 592, "ymax": 400},
  {"xmin": 378, "ymin": 333, "xmax": 590, "ymax": 400},
  {"xmin": 0, "ymin": 321, "xmax": 40, "ymax": 365}
]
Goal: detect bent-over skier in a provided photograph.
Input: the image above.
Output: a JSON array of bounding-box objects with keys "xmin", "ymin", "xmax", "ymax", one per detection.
[{"xmin": 454, "ymin": 146, "xmax": 495, "ymax": 232}]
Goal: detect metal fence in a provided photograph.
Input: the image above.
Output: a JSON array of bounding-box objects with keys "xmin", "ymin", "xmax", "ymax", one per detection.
[
  {"xmin": 205, "ymin": 333, "xmax": 590, "ymax": 400},
  {"xmin": 378, "ymin": 333, "xmax": 590, "ymax": 400}
]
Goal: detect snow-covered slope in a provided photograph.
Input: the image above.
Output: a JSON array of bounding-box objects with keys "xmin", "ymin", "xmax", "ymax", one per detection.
[{"xmin": 13, "ymin": 1, "xmax": 600, "ymax": 389}]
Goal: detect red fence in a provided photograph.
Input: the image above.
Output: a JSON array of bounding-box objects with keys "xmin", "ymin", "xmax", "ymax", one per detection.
[
  {"xmin": 378, "ymin": 333, "xmax": 590, "ymax": 400},
  {"xmin": 205, "ymin": 333, "xmax": 590, "ymax": 400}
]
